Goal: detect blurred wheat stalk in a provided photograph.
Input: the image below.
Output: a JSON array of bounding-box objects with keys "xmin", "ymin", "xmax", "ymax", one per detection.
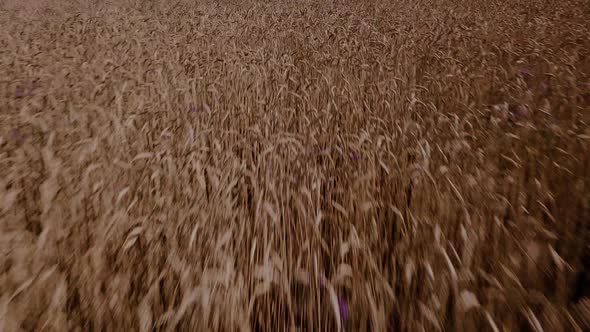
[{"xmin": 0, "ymin": 0, "xmax": 589, "ymax": 331}]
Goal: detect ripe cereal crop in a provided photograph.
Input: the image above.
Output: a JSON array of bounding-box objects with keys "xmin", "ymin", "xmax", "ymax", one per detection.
[{"xmin": 0, "ymin": 0, "xmax": 589, "ymax": 330}]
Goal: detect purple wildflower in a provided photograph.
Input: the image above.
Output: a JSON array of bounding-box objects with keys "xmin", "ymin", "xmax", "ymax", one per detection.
[
  {"xmin": 518, "ymin": 68, "xmax": 532, "ymax": 79},
  {"xmin": 339, "ymin": 295, "xmax": 349, "ymax": 322},
  {"xmin": 15, "ymin": 89, "xmax": 24, "ymax": 98},
  {"xmin": 515, "ymin": 106, "xmax": 529, "ymax": 119},
  {"xmin": 10, "ymin": 130, "xmax": 24, "ymax": 144},
  {"xmin": 349, "ymin": 152, "xmax": 360, "ymax": 161},
  {"xmin": 319, "ymin": 147, "xmax": 332, "ymax": 155},
  {"xmin": 189, "ymin": 105, "xmax": 197, "ymax": 113}
]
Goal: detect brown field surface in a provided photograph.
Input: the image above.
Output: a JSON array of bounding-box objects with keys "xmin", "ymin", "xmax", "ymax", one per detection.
[{"xmin": 1, "ymin": 0, "xmax": 589, "ymax": 330}]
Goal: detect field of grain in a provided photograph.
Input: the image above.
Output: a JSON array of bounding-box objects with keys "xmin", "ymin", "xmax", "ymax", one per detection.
[{"xmin": 1, "ymin": 0, "xmax": 589, "ymax": 330}]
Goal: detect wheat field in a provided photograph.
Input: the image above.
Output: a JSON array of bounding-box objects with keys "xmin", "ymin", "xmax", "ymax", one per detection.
[{"xmin": 0, "ymin": 0, "xmax": 589, "ymax": 330}]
